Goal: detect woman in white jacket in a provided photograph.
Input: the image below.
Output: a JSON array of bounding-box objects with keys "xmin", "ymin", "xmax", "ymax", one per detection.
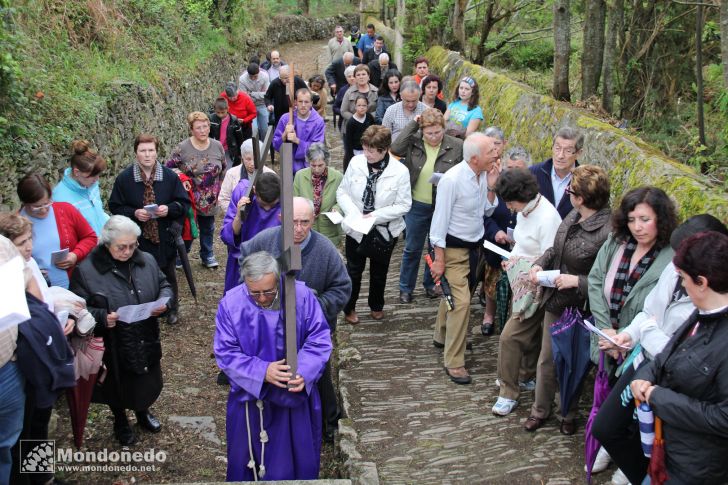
[
  {"xmin": 337, "ymin": 125, "xmax": 412, "ymax": 324},
  {"xmin": 591, "ymin": 214, "xmax": 728, "ymax": 485}
]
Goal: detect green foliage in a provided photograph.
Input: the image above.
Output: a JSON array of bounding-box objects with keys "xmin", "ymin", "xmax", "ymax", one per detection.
[{"xmin": 493, "ymin": 39, "xmax": 554, "ymax": 70}]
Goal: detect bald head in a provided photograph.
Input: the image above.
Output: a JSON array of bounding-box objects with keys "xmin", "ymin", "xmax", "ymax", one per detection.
[
  {"xmin": 292, "ymin": 197, "xmax": 315, "ymax": 243},
  {"xmin": 343, "ymin": 52, "xmax": 355, "ymax": 65}
]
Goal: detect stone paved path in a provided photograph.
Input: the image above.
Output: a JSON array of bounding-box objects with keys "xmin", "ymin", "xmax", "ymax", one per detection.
[{"xmin": 280, "ymin": 39, "xmax": 614, "ymax": 485}]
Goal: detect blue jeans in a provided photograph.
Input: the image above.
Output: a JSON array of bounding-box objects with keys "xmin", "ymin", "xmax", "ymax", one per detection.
[
  {"xmin": 255, "ymin": 105, "xmax": 269, "ymax": 140},
  {"xmin": 197, "ymin": 214, "xmax": 216, "ymax": 262},
  {"xmin": 0, "ymin": 361, "xmax": 25, "ymax": 485},
  {"xmin": 399, "ymin": 200, "xmax": 435, "ymax": 293}
]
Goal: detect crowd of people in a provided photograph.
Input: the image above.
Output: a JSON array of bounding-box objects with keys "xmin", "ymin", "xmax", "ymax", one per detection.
[{"xmin": 0, "ymin": 24, "xmax": 726, "ymax": 485}]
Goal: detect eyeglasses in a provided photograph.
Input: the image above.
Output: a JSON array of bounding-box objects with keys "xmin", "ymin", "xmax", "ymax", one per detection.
[
  {"xmin": 564, "ymin": 186, "xmax": 578, "ymax": 197},
  {"xmin": 28, "ymin": 202, "xmax": 53, "ymax": 213},
  {"xmin": 249, "ymin": 289, "xmax": 278, "ymax": 298},
  {"xmin": 553, "ymin": 145, "xmax": 577, "ymax": 156},
  {"xmin": 111, "ymin": 242, "xmax": 139, "ymax": 252}
]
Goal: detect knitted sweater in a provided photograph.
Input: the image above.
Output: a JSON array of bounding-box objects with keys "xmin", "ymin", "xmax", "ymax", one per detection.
[{"xmin": 239, "ymin": 227, "xmax": 352, "ymax": 328}]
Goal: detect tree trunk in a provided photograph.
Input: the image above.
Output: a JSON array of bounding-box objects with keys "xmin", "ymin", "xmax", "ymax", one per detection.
[
  {"xmin": 475, "ymin": 1, "xmax": 496, "ymax": 64},
  {"xmin": 452, "ymin": 0, "xmax": 468, "ymax": 53},
  {"xmin": 581, "ymin": 0, "xmax": 607, "ymax": 100},
  {"xmin": 553, "ymin": 0, "xmax": 571, "ymax": 101},
  {"xmin": 601, "ymin": 0, "xmax": 623, "ymax": 113},
  {"xmin": 298, "ymin": 0, "xmax": 309, "ymax": 15},
  {"xmin": 721, "ymin": 0, "xmax": 728, "ymax": 88},
  {"xmin": 696, "ymin": 4, "xmax": 706, "ymax": 149}
]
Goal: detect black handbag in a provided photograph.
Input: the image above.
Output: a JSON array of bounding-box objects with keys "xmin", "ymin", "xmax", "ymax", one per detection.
[{"xmin": 357, "ymin": 224, "xmax": 397, "ymax": 259}]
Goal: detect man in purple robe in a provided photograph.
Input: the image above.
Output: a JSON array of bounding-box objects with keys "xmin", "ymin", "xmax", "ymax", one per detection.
[
  {"xmin": 272, "ymin": 87, "xmax": 326, "ymax": 174},
  {"xmin": 220, "ymin": 172, "xmax": 281, "ymax": 293},
  {"xmin": 214, "ymin": 251, "xmax": 332, "ymax": 481}
]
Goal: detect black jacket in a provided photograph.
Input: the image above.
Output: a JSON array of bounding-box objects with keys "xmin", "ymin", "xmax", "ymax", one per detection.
[
  {"xmin": 324, "ymin": 57, "xmax": 361, "ymax": 90},
  {"xmin": 108, "ymin": 163, "xmax": 190, "ymax": 265},
  {"xmin": 70, "ymin": 246, "xmax": 172, "ymax": 375},
  {"xmin": 634, "ymin": 309, "xmax": 728, "ymax": 484},
  {"xmin": 362, "ymin": 46, "xmax": 389, "ymax": 65},
  {"xmin": 16, "ymin": 292, "xmax": 76, "ymax": 408},
  {"xmin": 367, "ymin": 59, "xmax": 399, "ymax": 89},
  {"xmin": 264, "ymin": 76, "xmax": 307, "ymax": 123},
  {"xmin": 529, "ymin": 158, "xmax": 579, "ymax": 219},
  {"xmin": 209, "ymin": 113, "xmax": 249, "ymax": 164}
]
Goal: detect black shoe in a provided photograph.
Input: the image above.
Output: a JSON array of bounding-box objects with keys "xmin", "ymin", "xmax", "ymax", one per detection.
[
  {"xmin": 217, "ymin": 371, "xmax": 230, "ymax": 386},
  {"xmin": 481, "ymin": 323, "xmax": 495, "ymax": 336},
  {"xmin": 444, "ymin": 367, "xmax": 472, "ymax": 385},
  {"xmin": 166, "ymin": 310, "xmax": 179, "ymax": 325},
  {"xmin": 323, "ymin": 428, "xmax": 336, "ymax": 443},
  {"xmin": 114, "ymin": 419, "xmax": 137, "ymax": 446},
  {"xmin": 424, "ymin": 287, "xmax": 441, "ymax": 299},
  {"xmin": 136, "ymin": 410, "xmax": 162, "ymax": 433},
  {"xmin": 399, "ymin": 291, "xmax": 412, "ymax": 304}
]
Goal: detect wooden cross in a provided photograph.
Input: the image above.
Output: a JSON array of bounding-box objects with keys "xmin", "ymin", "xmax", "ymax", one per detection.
[
  {"xmin": 277, "ymin": 142, "xmax": 301, "ymax": 379},
  {"xmin": 240, "ymin": 126, "xmax": 274, "ymax": 221}
]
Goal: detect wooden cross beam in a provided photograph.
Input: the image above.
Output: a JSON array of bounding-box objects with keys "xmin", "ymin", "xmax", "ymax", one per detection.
[
  {"xmin": 240, "ymin": 126, "xmax": 274, "ymax": 221},
  {"xmin": 277, "ymin": 142, "xmax": 301, "ymax": 379}
]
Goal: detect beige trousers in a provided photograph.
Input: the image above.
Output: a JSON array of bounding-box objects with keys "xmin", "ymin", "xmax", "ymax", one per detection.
[
  {"xmin": 497, "ymin": 307, "xmax": 545, "ymax": 400},
  {"xmin": 433, "ymin": 247, "xmax": 471, "ymax": 369}
]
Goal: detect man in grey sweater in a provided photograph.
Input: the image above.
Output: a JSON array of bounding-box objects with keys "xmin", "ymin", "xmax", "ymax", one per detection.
[{"xmin": 239, "ymin": 197, "xmax": 351, "ymax": 442}]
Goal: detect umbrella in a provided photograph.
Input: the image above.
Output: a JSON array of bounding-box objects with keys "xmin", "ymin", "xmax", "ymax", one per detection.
[
  {"xmin": 550, "ymin": 307, "xmax": 592, "ymax": 418},
  {"xmin": 90, "ymin": 292, "xmax": 122, "ymax": 399},
  {"xmin": 648, "ymin": 416, "xmax": 668, "ymax": 485},
  {"xmin": 168, "ymin": 221, "xmax": 198, "ymax": 303},
  {"xmin": 584, "ymin": 350, "xmax": 613, "ymax": 483},
  {"xmin": 66, "ymin": 335, "xmax": 104, "ymax": 448},
  {"xmin": 424, "ymin": 246, "xmax": 454, "ymax": 311}
]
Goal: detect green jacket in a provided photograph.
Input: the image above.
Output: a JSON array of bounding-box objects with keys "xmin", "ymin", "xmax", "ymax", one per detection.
[
  {"xmin": 293, "ymin": 167, "xmax": 344, "ymax": 247},
  {"xmin": 587, "ymin": 233, "xmax": 674, "ymax": 364}
]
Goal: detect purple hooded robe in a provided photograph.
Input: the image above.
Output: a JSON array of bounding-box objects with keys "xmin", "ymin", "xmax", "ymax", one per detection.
[
  {"xmin": 214, "ymin": 281, "xmax": 332, "ymax": 481},
  {"xmin": 272, "ymin": 109, "xmax": 326, "ymax": 175},
  {"xmin": 220, "ymin": 179, "xmax": 281, "ymax": 292}
]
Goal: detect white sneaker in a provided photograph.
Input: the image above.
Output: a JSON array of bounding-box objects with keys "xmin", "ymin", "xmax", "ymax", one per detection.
[
  {"xmin": 610, "ymin": 468, "xmax": 631, "ymax": 485},
  {"xmin": 495, "ymin": 378, "xmax": 536, "ymax": 391},
  {"xmin": 585, "ymin": 446, "xmax": 611, "ymax": 474},
  {"xmin": 492, "ymin": 397, "xmax": 518, "ymax": 416}
]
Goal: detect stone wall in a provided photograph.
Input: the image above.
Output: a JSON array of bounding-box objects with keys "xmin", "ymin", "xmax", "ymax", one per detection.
[
  {"xmin": 2, "ymin": 13, "xmax": 359, "ymax": 209},
  {"xmin": 426, "ymin": 47, "xmax": 728, "ymax": 221}
]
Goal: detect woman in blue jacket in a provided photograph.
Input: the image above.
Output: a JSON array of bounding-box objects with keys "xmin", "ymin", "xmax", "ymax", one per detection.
[{"xmin": 52, "ymin": 140, "xmax": 109, "ymax": 236}]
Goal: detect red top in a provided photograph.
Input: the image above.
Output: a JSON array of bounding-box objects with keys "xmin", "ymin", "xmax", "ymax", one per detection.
[
  {"xmin": 220, "ymin": 90, "xmax": 257, "ymax": 124},
  {"xmin": 52, "ymin": 202, "xmax": 98, "ymax": 277}
]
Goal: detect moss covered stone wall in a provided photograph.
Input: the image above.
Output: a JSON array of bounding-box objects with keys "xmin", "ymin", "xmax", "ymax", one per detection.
[{"xmin": 426, "ymin": 47, "xmax": 728, "ymax": 221}]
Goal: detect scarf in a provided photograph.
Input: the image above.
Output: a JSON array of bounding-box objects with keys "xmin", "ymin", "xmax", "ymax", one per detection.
[
  {"xmin": 311, "ymin": 167, "xmax": 327, "ymax": 217},
  {"xmin": 522, "ymin": 194, "xmax": 542, "ymax": 218},
  {"xmin": 140, "ymin": 167, "xmax": 160, "ymax": 244},
  {"xmin": 362, "ymin": 154, "xmax": 389, "ymax": 214},
  {"xmin": 608, "ymin": 237, "xmax": 658, "ymax": 328}
]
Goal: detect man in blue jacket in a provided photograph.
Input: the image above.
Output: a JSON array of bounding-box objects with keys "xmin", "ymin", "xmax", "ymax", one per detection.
[{"xmin": 528, "ymin": 127, "xmax": 582, "ymax": 219}]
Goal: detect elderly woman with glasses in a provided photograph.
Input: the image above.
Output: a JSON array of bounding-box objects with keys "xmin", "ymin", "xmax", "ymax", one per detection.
[
  {"xmin": 17, "ymin": 172, "xmax": 97, "ymax": 289},
  {"xmin": 389, "ymin": 108, "xmax": 463, "ymax": 304},
  {"xmin": 70, "ymin": 215, "xmax": 172, "ymax": 446},
  {"xmin": 293, "ymin": 143, "xmax": 344, "ymax": 247}
]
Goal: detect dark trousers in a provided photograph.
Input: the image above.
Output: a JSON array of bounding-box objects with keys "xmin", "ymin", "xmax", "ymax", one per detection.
[
  {"xmin": 591, "ymin": 363, "xmax": 649, "ymax": 485},
  {"xmin": 316, "ymin": 360, "xmax": 340, "ymax": 433},
  {"xmin": 160, "ymin": 257, "xmax": 179, "ymax": 311},
  {"xmin": 343, "ymin": 235, "xmax": 396, "ymax": 313}
]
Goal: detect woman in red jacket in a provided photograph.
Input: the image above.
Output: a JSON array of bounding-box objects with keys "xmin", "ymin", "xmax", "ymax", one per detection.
[{"xmin": 17, "ymin": 172, "xmax": 97, "ymax": 288}]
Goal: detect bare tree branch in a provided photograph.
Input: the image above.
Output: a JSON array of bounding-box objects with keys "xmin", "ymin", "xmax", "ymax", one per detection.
[{"xmin": 671, "ymin": 0, "xmax": 718, "ymax": 8}]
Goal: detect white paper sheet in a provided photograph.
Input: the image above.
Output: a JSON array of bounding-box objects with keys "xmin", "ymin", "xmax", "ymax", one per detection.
[
  {"xmin": 482, "ymin": 239, "xmax": 511, "ymax": 259},
  {"xmin": 506, "ymin": 227, "xmax": 514, "ymax": 241},
  {"xmin": 144, "ymin": 204, "xmax": 159, "ymax": 219},
  {"xmin": 116, "ymin": 296, "xmax": 170, "ymax": 324},
  {"xmin": 344, "ymin": 213, "xmax": 377, "ymax": 235},
  {"xmin": 582, "ymin": 319, "xmax": 632, "ymax": 349},
  {"xmin": 323, "ymin": 211, "xmax": 344, "ymax": 224},
  {"xmin": 51, "ymin": 248, "xmax": 69, "ymax": 265},
  {"xmin": 0, "ymin": 256, "xmax": 31, "ymax": 331},
  {"xmin": 537, "ymin": 270, "xmax": 561, "ymax": 287},
  {"xmin": 427, "ymin": 172, "xmax": 443, "ymax": 185}
]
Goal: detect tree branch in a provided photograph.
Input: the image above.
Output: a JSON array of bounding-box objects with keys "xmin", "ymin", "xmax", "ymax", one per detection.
[{"xmin": 671, "ymin": 0, "xmax": 718, "ymax": 7}]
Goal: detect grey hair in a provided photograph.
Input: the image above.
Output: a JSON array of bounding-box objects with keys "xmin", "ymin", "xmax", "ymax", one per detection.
[
  {"xmin": 305, "ymin": 142, "xmax": 330, "ymax": 165},
  {"xmin": 100, "ymin": 215, "xmax": 141, "ymax": 246},
  {"xmin": 241, "ymin": 251, "xmax": 280, "ymax": 282},
  {"xmin": 463, "ymin": 132, "xmax": 490, "ymax": 161},
  {"xmin": 504, "ymin": 146, "xmax": 532, "ymax": 167},
  {"xmin": 279, "ymin": 65, "xmax": 290, "ymax": 75},
  {"xmin": 378, "ymin": 53, "xmax": 390, "ymax": 63},
  {"xmin": 400, "ymin": 78, "xmax": 421, "ymax": 94},
  {"xmin": 241, "ymin": 138, "xmax": 264, "ymax": 158},
  {"xmin": 483, "ymin": 126, "xmax": 505, "ymax": 142},
  {"xmin": 293, "ymin": 196, "xmax": 315, "ymax": 215},
  {"xmin": 343, "ymin": 52, "xmax": 355, "ymax": 62},
  {"xmin": 344, "ymin": 65, "xmax": 357, "ymax": 77},
  {"xmin": 553, "ymin": 126, "xmax": 584, "ymax": 151}
]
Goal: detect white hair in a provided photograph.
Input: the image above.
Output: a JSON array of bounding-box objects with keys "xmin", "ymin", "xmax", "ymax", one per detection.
[
  {"xmin": 241, "ymin": 251, "xmax": 280, "ymax": 282},
  {"xmin": 100, "ymin": 215, "xmax": 141, "ymax": 246},
  {"xmin": 241, "ymin": 138, "xmax": 265, "ymax": 157},
  {"xmin": 379, "ymin": 53, "xmax": 390, "ymax": 63},
  {"xmin": 344, "ymin": 65, "xmax": 357, "ymax": 77},
  {"xmin": 463, "ymin": 132, "xmax": 491, "ymax": 161}
]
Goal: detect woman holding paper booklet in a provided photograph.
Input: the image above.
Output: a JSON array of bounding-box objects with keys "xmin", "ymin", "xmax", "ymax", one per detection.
[
  {"xmin": 70, "ymin": 215, "xmax": 172, "ymax": 446},
  {"xmin": 590, "ymin": 214, "xmax": 728, "ymax": 485},
  {"xmin": 16, "ymin": 172, "xmax": 97, "ymax": 289},
  {"xmin": 516, "ymin": 165, "xmax": 612, "ymax": 434},
  {"xmin": 293, "ymin": 143, "xmax": 344, "ymax": 246},
  {"xmin": 337, "ymin": 125, "xmax": 411, "ymax": 324}
]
